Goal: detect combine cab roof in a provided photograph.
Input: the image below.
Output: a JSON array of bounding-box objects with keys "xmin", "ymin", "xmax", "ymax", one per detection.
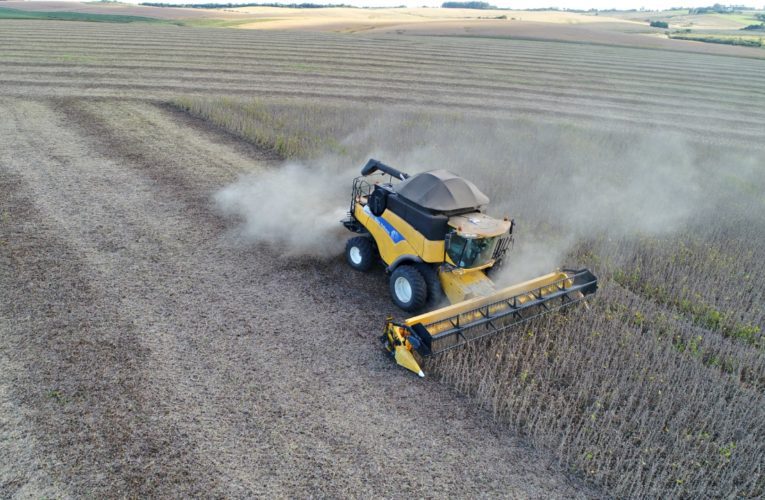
[{"xmin": 396, "ymin": 169, "xmax": 490, "ymax": 212}]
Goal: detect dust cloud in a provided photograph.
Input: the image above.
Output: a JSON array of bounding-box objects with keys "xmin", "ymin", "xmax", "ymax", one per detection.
[
  {"xmin": 216, "ymin": 109, "xmax": 762, "ymax": 277},
  {"xmin": 341, "ymin": 113, "xmax": 764, "ymax": 285},
  {"xmin": 214, "ymin": 163, "xmax": 352, "ymax": 257}
]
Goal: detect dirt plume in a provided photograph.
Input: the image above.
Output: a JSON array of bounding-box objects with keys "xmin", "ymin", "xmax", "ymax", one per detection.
[
  {"xmin": 215, "ymin": 162, "xmax": 353, "ymax": 257},
  {"xmin": 333, "ymin": 113, "xmax": 762, "ymax": 283}
]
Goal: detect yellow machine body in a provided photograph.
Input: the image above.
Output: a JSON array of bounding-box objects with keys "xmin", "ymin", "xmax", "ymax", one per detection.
[
  {"xmin": 405, "ymin": 271, "xmax": 574, "ymax": 335},
  {"xmin": 383, "ymin": 321, "xmax": 425, "ymax": 378},
  {"xmin": 352, "ymin": 201, "xmax": 511, "ymax": 271},
  {"xmin": 438, "ymin": 267, "xmax": 496, "ymax": 304},
  {"xmin": 343, "ymin": 161, "xmax": 598, "ymax": 378},
  {"xmin": 353, "ymin": 203, "xmax": 444, "ymax": 266},
  {"xmin": 387, "ymin": 269, "xmax": 596, "ymax": 377}
]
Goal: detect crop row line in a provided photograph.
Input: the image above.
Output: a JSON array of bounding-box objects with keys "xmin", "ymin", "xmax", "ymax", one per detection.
[
  {"xmin": 4, "ymin": 65, "xmax": 763, "ymax": 125},
  {"xmin": 4, "ymin": 37, "xmax": 762, "ymax": 82},
  {"xmin": 4, "ymin": 30, "xmax": 764, "ymax": 80},
  {"xmin": 2, "ymin": 78, "xmax": 762, "ymax": 146},
  {"xmin": 5, "ymin": 58, "xmax": 762, "ymax": 114},
  {"xmin": 6, "ymin": 25, "xmax": 764, "ymax": 73},
  {"xmin": 6, "ymin": 54, "xmax": 760, "ymax": 107},
  {"xmin": 4, "ymin": 47, "xmax": 763, "ymax": 98}
]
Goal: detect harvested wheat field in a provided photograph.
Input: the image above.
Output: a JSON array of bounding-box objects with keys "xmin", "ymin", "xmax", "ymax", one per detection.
[{"xmin": 1, "ymin": 12, "xmax": 764, "ymax": 499}]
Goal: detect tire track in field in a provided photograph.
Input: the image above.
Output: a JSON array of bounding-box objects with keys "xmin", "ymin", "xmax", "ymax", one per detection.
[
  {"xmin": 0, "ymin": 175, "xmax": 75, "ymax": 499},
  {"xmin": 0, "ymin": 110, "xmax": 228, "ymax": 498},
  {"xmin": 0, "ymin": 97, "xmax": 599, "ymax": 497}
]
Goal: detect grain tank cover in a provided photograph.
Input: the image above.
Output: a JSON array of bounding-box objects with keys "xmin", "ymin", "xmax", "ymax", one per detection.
[{"xmin": 396, "ymin": 169, "xmax": 490, "ymax": 212}]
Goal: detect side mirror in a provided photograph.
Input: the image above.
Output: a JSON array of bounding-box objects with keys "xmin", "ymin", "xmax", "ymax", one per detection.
[{"xmin": 369, "ymin": 187, "xmax": 387, "ymax": 217}]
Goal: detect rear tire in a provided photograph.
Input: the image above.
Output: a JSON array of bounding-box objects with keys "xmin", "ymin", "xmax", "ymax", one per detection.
[
  {"xmin": 390, "ymin": 265, "xmax": 427, "ymax": 312},
  {"xmin": 345, "ymin": 236, "xmax": 374, "ymax": 271}
]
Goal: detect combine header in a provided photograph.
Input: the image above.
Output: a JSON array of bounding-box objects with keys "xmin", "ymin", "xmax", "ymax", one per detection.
[{"xmin": 342, "ymin": 159, "xmax": 597, "ymax": 377}]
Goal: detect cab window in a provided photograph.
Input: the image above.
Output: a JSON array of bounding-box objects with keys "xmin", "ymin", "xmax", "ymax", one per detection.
[{"xmin": 446, "ymin": 233, "xmax": 498, "ymax": 268}]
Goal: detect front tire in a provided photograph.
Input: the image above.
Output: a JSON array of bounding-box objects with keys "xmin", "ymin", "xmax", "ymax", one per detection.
[
  {"xmin": 417, "ymin": 263, "xmax": 444, "ymax": 308},
  {"xmin": 389, "ymin": 265, "xmax": 427, "ymax": 312},
  {"xmin": 346, "ymin": 236, "xmax": 374, "ymax": 271}
]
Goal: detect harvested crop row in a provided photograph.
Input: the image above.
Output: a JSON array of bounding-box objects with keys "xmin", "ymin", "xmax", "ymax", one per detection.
[
  {"xmin": 8, "ymin": 23, "xmax": 765, "ymax": 74},
  {"xmin": 4, "ymin": 21, "xmax": 765, "ymax": 76},
  {"xmin": 4, "ymin": 39, "xmax": 763, "ymax": 89},
  {"xmin": 5, "ymin": 57, "xmax": 762, "ymax": 115},
  {"xmin": 0, "ymin": 22, "xmax": 765, "ymax": 145},
  {"xmin": 5, "ymin": 63, "xmax": 763, "ymax": 123},
  {"xmin": 3, "ymin": 72, "xmax": 760, "ymax": 132}
]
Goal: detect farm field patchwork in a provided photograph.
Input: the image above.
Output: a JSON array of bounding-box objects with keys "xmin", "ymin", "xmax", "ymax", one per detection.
[{"xmin": 1, "ymin": 17, "xmax": 764, "ymax": 498}]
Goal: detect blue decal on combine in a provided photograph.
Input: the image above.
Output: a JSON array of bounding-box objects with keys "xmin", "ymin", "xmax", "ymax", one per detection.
[{"xmin": 364, "ymin": 205, "xmax": 405, "ymax": 243}]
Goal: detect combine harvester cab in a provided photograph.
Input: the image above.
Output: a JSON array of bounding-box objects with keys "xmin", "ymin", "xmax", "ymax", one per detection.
[{"xmin": 342, "ymin": 159, "xmax": 598, "ymax": 377}]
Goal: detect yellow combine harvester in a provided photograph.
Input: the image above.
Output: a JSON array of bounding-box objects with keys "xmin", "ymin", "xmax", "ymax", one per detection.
[{"xmin": 342, "ymin": 159, "xmax": 597, "ymax": 377}]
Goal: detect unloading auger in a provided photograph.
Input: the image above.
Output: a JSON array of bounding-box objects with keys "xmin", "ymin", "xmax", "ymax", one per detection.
[{"xmin": 341, "ymin": 159, "xmax": 598, "ymax": 377}]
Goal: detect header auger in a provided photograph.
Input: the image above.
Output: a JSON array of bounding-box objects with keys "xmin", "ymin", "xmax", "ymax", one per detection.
[{"xmin": 342, "ymin": 159, "xmax": 598, "ymax": 377}]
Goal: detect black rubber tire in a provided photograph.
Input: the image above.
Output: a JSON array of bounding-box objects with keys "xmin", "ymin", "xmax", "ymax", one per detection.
[
  {"xmin": 389, "ymin": 265, "xmax": 427, "ymax": 312},
  {"xmin": 416, "ymin": 263, "xmax": 444, "ymax": 308},
  {"xmin": 345, "ymin": 236, "xmax": 374, "ymax": 272}
]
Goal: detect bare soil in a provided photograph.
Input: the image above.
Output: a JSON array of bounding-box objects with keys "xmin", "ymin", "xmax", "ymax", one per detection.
[{"xmin": 0, "ymin": 97, "xmax": 598, "ymax": 497}]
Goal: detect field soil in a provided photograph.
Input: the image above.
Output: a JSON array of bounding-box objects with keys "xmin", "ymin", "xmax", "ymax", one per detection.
[{"xmin": 0, "ymin": 97, "xmax": 596, "ymax": 497}]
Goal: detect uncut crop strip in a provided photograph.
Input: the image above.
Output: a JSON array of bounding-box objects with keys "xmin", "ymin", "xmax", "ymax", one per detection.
[{"xmin": 2, "ymin": 22, "xmax": 764, "ymax": 136}]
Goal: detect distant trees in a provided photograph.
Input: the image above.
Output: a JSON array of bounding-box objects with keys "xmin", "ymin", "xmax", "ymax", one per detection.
[
  {"xmin": 649, "ymin": 20, "xmax": 669, "ymax": 28},
  {"xmin": 669, "ymin": 33, "xmax": 763, "ymax": 46},
  {"xmin": 689, "ymin": 4, "xmax": 745, "ymax": 14},
  {"xmin": 441, "ymin": 2, "xmax": 495, "ymax": 9}
]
